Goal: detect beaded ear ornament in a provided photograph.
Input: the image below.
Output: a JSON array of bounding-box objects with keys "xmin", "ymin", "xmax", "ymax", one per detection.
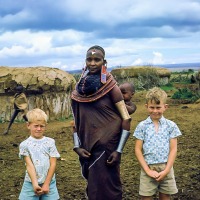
[
  {"xmin": 91, "ymin": 48, "xmax": 107, "ymax": 84},
  {"xmin": 101, "ymin": 64, "xmax": 107, "ymax": 84}
]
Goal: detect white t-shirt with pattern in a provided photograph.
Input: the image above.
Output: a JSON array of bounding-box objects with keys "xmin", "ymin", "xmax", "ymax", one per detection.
[{"xmin": 19, "ymin": 136, "xmax": 60, "ymax": 184}]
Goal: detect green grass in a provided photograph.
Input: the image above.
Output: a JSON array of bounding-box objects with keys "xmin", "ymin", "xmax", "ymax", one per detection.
[{"xmin": 160, "ymin": 83, "xmax": 176, "ymax": 91}]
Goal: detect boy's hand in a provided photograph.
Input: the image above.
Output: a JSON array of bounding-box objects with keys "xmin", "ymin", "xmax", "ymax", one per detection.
[
  {"xmin": 146, "ymin": 169, "xmax": 160, "ymax": 180},
  {"xmin": 155, "ymin": 170, "xmax": 168, "ymax": 181},
  {"xmin": 34, "ymin": 185, "xmax": 43, "ymax": 196},
  {"xmin": 41, "ymin": 183, "xmax": 50, "ymax": 194}
]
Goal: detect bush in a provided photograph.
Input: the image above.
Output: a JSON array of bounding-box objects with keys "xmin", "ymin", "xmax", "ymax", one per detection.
[
  {"xmin": 73, "ymin": 73, "xmax": 81, "ymax": 82},
  {"xmin": 172, "ymin": 88, "xmax": 199, "ymax": 102}
]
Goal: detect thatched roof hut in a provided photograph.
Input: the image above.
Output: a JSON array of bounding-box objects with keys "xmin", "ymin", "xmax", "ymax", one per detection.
[
  {"xmin": 0, "ymin": 66, "xmax": 75, "ymax": 93},
  {"xmin": 0, "ymin": 66, "xmax": 76, "ymax": 121},
  {"xmin": 111, "ymin": 66, "xmax": 171, "ymax": 79},
  {"xmin": 111, "ymin": 66, "xmax": 171, "ymax": 88}
]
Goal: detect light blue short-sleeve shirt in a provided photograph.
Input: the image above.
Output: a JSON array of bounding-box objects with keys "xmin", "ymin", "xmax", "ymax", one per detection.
[
  {"xmin": 133, "ymin": 116, "xmax": 181, "ymax": 165},
  {"xmin": 19, "ymin": 136, "xmax": 60, "ymax": 184}
]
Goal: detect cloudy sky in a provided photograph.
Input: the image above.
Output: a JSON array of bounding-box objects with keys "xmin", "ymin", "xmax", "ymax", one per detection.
[{"xmin": 0, "ymin": 0, "xmax": 200, "ymax": 71}]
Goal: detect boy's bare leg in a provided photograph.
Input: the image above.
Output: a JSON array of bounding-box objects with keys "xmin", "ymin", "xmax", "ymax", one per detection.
[
  {"xmin": 141, "ymin": 196, "xmax": 153, "ymax": 200},
  {"xmin": 159, "ymin": 193, "xmax": 171, "ymax": 200}
]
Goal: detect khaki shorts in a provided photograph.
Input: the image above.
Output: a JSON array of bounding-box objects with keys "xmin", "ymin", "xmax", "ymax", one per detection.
[{"xmin": 139, "ymin": 163, "xmax": 178, "ymax": 196}]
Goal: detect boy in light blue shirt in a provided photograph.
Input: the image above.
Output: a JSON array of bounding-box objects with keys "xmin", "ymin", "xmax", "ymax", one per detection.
[{"xmin": 133, "ymin": 87, "xmax": 181, "ymax": 200}]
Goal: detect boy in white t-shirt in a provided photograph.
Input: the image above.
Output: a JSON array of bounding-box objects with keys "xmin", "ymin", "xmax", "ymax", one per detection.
[{"xmin": 19, "ymin": 108, "xmax": 60, "ymax": 200}]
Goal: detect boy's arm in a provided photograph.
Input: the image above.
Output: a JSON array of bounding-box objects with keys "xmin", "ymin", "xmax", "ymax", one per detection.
[
  {"xmin": 42, "ymin": 157, "xmax": 57, "ymax": 194},
  {"xmin": 24, "ymin": 156, "xmax": 43, "ymax": 195},
  {"xmin": 135, "ymin": 139, "xmax": 149, "ymax": 172},
  {"xmin": 135, "ymin": 139, "xmax": 159, "ymax": 179},
  {"xmin": 165, "ymin": 138, "xmax": 177, "ymax": 171},
  {"xmin": 156, "ymin": 138, "xmax": 177, "ymax": 181}
]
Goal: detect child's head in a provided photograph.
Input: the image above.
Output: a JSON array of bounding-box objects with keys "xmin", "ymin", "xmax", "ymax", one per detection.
[
  {"xmin": 26, "ymin": 108, "xmax": 48, "ymax": 139},
  {"xmin": 119, "ymin": 82, "xmax": 135, "ymax": 102},
  {"xmin": 146, "ymin": 87, "xmax": 167, "ymax": 104},
  {"xmin": 145, "ymin": 87, "xmax": 168, "ymax": 121},
  {"xmin": 27, "ymin": 108, "xmax": 48, "ymax": 123}
]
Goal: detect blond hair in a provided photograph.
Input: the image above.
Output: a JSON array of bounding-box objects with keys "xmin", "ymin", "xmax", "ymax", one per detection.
[
  {"xmin": 146, "ymin": 87, "xmax": 167, "ymax": 104},
  {"xmin": 26, "ymin": 108, "xmax": 48, "ymax": 123}
]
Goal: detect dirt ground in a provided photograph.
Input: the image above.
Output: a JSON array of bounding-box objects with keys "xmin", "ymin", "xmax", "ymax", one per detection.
[{"xmin": 0, "ymin": 91, "xmax": 199, "ymax": 200}]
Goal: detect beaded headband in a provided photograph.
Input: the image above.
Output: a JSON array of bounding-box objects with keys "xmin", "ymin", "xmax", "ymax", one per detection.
[{"xmin": 86, "ymin": 45, "xmax": 105, "ymax": 58}]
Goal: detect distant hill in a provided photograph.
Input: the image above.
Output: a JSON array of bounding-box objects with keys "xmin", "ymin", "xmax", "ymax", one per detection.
[
  {"xmin": 67, "ymin": 62, "xmax": 200, "ymax": 74},
  {"xmin": 159, "ymin": 63, "xmax": 200, "ymax": 71}
]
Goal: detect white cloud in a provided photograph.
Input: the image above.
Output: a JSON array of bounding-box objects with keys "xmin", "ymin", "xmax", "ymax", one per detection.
[
  {"xmin": 132, "ymin": 58, "xmax": 143, "ymax": 65},
  {"xmin": 152, "ymin": 51, "xmax": 164, "ymax": 65},
  {"xmin": 51, "ymin": 61, "xmax": 68, "ymax": 70}
]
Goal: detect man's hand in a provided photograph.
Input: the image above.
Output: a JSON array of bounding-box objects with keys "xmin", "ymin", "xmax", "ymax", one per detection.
[
  {"xmin": 74, "ymin": 148, "xmax": 91, "ymax": 158},
  {"xmin": 107, "ymin": 151, "xmax": 121, "ymax": 166}
]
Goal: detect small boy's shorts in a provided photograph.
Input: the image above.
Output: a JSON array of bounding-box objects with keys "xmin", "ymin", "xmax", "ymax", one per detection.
[
  {"xmin": 19, "ymin": 179, "xmax": 59, "ymax": 200},
  {"xmin": 139, "ymin": 163, "xmax": 178, "ymax": 196}
]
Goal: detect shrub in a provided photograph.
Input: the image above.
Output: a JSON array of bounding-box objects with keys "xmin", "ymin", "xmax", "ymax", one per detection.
[
  {"xmin": 172, "ymin": 88, "xmax": 199, "ymax": 102},
  {"xmin": 73, "ymin": 73, "xmax": 81, "ymax": 82}
]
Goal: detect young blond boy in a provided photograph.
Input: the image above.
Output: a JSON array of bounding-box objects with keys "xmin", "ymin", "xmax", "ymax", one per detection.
[
  {"xmin": 133, "ymin": 87, "xmax": 181, "ymax": 200},
  {"xmin": 19, "ymin": 108, "xmax": 60, "ymax": 200}
]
